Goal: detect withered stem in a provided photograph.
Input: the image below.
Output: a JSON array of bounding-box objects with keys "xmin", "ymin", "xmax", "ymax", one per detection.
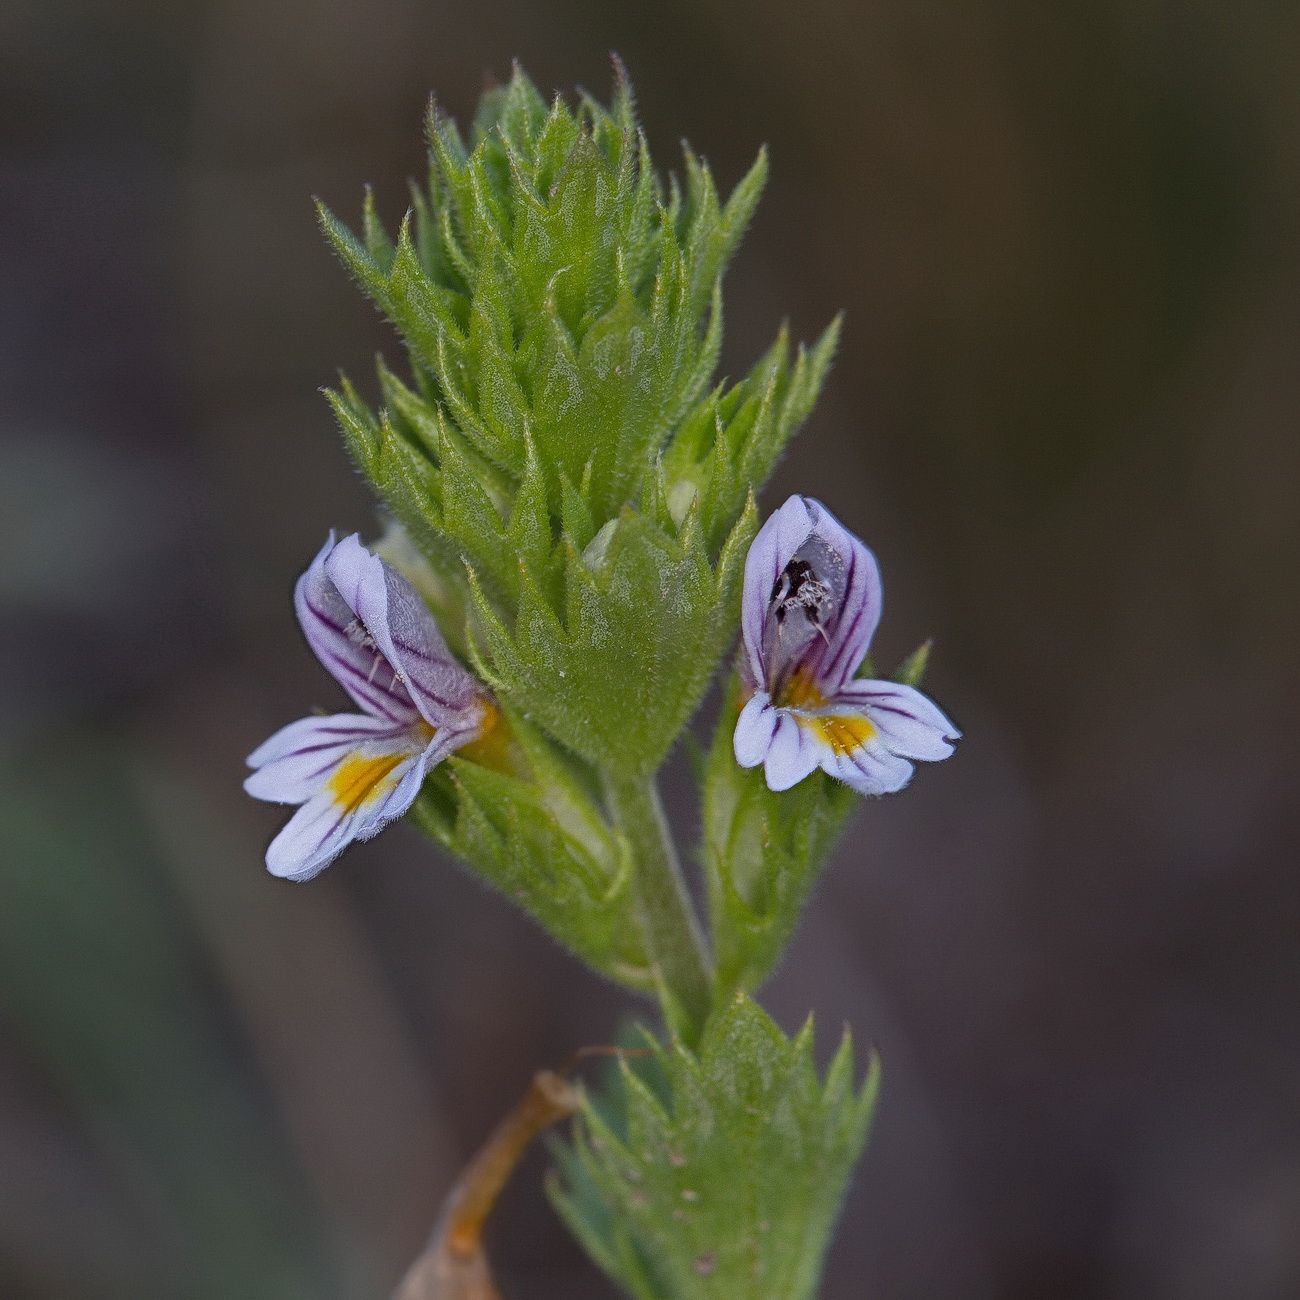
[
  {"xmin": 393, "ymin": 1069, "xmax": 580, "ymax": 1300},
  {"xmin": 444, "ymin": 1070, "xmax": 579, "ymax": 1257}
]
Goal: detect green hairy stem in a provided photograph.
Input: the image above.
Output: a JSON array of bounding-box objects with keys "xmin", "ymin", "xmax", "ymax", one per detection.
[{"xmin": 604, "ymin": 773, "xmax": 713, "ymax": 1045}]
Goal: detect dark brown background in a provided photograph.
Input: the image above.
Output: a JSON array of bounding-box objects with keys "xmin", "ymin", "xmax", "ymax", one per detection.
[{"xmin": 2, "ymin": 1, "xmax": 1299, "ymax": 1297}]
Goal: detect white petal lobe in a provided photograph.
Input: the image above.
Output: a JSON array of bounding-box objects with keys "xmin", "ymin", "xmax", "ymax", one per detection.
[
  {"xmin": 733, "ymin": 694, "xmax": 778, "ymax": 768},
  {"xmin": 763, "ymin": 713, "xmax": 822, "ymax": 791}
]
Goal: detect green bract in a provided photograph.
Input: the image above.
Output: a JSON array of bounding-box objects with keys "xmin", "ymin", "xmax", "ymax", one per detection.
[
  {"xmin": 703, "ymin": 677, "xmax": 858, "ymax": 1000},
  {"xmin": 550, "ymin": 993, "xmax": 879, "ymax": 1300},
  {"xmin": 409, "ymin": 705, "xmax": 655, "ymax": 992}
]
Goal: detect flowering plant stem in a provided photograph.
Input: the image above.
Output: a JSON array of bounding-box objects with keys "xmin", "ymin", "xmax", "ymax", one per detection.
[
  {"xmin": 256, "ymin": 62, "xmax": 967, "ymax": 1298},
  {"xmin": 605, "ymin": 772, "xmax": 713, "ymax": 1046}
]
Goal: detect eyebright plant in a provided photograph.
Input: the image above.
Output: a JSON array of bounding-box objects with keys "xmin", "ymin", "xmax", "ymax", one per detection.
[{"xmin": 245, "ymin": 62, "xmax": 959, "ymax": 1300}]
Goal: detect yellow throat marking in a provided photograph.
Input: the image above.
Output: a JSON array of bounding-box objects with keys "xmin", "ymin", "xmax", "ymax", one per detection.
[
  {"xmin": 779, "ymin": 670, "xmax": 876, "ymax": 756},
  {"xmin": 456, "ymin": 700, "xmax": 510, "ymax": 770},
  {"xmin": 328, "ymin": 728, "xmax": 430, "ymax": 814},
  {"xmin": 328, "ymin": 752, "xmax": 408, "ymax": 813}
]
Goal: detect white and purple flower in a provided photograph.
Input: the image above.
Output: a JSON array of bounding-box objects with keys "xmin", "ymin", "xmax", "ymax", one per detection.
[
  {"xmin": 734, "ymin": 496, "xmax": 960, "ymax": 795},
  {"xmin": 245, "ymin": 533, "xmax": 493, "ymax": 881}
]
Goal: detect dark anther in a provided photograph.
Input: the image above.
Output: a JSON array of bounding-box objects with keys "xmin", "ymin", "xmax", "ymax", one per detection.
[{"xmin": 771, "ymin": 558, "xmax": 830, "ymax": 626}]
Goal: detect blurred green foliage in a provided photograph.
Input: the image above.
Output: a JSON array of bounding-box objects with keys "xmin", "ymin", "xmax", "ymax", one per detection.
[{"xmin": 0, "ymin": 735, "xmax": 333, "ymax": 1299}]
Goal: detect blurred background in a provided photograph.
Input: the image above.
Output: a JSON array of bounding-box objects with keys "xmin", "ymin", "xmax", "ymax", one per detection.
[{"xmin": 2, "ymin": 1, "xmax": 1299, "ymax": 1296}]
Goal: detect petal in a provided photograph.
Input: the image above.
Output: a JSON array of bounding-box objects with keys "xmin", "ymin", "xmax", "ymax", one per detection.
[
  {"xmin": 264, "ymin": 745, "xmax": 430, "ymax": 882},
  {"xmin": 294, "ymin": 535, "xmax": 418, "ymax": 724},
  {"xmin": 324, "ymin": 535, "xmax": 481, "ymax": 728},
  {"xmin": 763, "ymin": 711, "xmax": 822, "ymax": 791},
  {"xmin": 741, "ymin": 496, "xmax": 818, "ymax": 688},
  {"xmin": 799, "ymin": 500, "xmax": 883, "ymax": 693},
  {"xmin": 819, "ymin": 737, "xmax": 916, "ymax": 796},
  {"xmin": 836, "ymin": 679, "xmax": 961, "ymax": 761},
  {"xmin": 244, "ymin": 713, "xmax": 411, "ymax": 804},
  {"xmin": 734, "ymin": 693, "xmax": 778, "ymax": 768},
  {"xmin": 767, "ymin": 702, "xmax": 911, "ymax": 794},
  {"xmin": 420, "ymin": 716, "xmax": 487, "ymax": 768}
]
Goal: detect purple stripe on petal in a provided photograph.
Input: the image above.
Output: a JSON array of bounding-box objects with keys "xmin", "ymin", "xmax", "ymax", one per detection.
[
  {"xmin": 817, "ymin": 598, "xmax": 866, "ymax": 687},
  {"xmin": 246, "ymin": 713, "xmax": 402, "ymax": 769},
  {"xmin": 383, "ymin": 584, "xmax": 481, "ymax": 717},
  {"xmin": 741, "ymin": 496, "xmax": 816, "ymax": 690},
  {"xmin": 299, "ymin": 590, "xmax": 407, "ymax": 718},
  {"xmin": 264, "ymin": 748, "xmax": 426, "ymax": 882},
  {"xmin": 265, "ymin": 797, "xmax": 357, "ymax": 882},
  {"xmin": 294, "ymin": 535, "xmax": 418, "ymax": 724},
  {"xmin": 325, "ymin": 535, "xmax": 481, "ymax": 728},
  {"xmin": 836, "ymin": 679, "xmax": 960, "ymax": 762},
  {"xmin": 822, "ymin": 739, "xmax": 914, "ymax": 795},
  {"xmin": 245, "ymin": 713, "xmax": 416, "ymax": 805},
  {"xmin": 417, "ymin": 716, "xmax": 486, "ymax": 769},
  {"xmin": 763, "ymin": 711, "xmax": 821, "ymax": 791},
  {"xmin": 803, "ymin": 502, "xmax": 882, "ymax": 692},
  {"xmin": 800, "ymin": 534, "xmax": 856, "ymax": 684}
]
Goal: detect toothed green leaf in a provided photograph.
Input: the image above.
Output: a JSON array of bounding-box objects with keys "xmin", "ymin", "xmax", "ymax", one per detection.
[
  {"xmin": 664, "ymin": 315, "xmax": 841, "ymax": 556},
  {"xmin": 892, "ymin": 638, "xmax": 933, "ymax": 687},
  {"xmin": 467, "ymin": 503, "xmax": 755, "ymax": 776},
  {"xmin": 361, "ymin": 186, "xmax": 396, "ymax": 271},
  {"xmin": 550, "ymin": 994, "xmax": 879, "ymax": 1300}
]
